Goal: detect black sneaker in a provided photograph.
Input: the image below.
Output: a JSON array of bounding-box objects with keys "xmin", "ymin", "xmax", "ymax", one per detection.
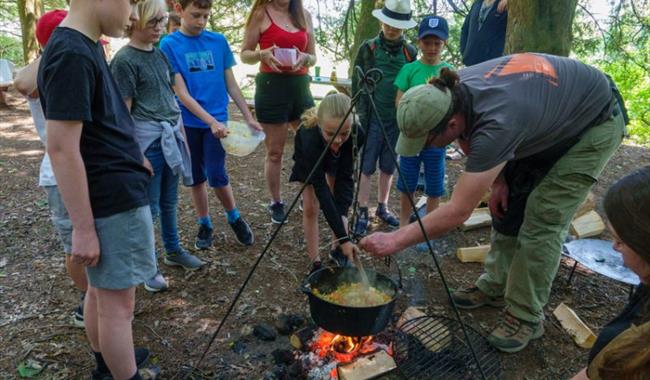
[
  {"xmin": 73, "ymin": 293, "xmax": 84, "ymax": 328},
  {"xmin": 229, "ymin": 217, "xmax": 254, "ymax": 246},
  {"xmin": 269, "ymin": 202, "xmax": 287, "ymax": 224},
  {"xmin": 329, "ymin": 247, "xmax": 351, "ymax": 268},
  {"xmin": 353, "ymin": 208, "xmax": 369, "ymax": 237},
  {"xmin": 194, "ymin": 224, "xmax": 213, "ymax": 250},
  {"xmin": 90, "ymin": 348, "xmax": 151, "ymax": 379},
  {"xmin": 376, "ymin": 204, "xmax": 399, "ymax": 228}
]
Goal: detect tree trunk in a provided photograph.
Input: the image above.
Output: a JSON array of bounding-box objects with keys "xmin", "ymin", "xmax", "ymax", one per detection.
[
  {"xmin": 18, "ymin": 0, "xmax": 42, "ymax": 64},
  {"xmin": 349, "ymin": 0, "xmax": 380, "ymax": 71},
  {"xmin": 505, "ymin": 0, "xmax": 578, "ymax": 56}
]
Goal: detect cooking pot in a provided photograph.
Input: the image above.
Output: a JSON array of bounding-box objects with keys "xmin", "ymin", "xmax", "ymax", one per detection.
[{"xmin": 301, "ymin": 266, "xmax": 400, "ymax": 337}]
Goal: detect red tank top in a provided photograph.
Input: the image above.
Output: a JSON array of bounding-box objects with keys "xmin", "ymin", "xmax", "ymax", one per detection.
[{"xmin": 259, "ymin": 8, "xmax": 309, "ymax": 75}]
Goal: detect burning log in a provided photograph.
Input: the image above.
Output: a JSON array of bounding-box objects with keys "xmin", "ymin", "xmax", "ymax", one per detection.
[{"xmin": 290, "ymin": 325, "xmax": 318, "ymax": 351}]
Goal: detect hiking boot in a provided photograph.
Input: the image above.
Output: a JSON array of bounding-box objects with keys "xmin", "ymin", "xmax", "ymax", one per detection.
[
  {"xmin": 269, "ymin": 202, "xmax": 287, "ymax": 224},
  {"xmin": 90, "ymin": 348, "xmax": 152, "ymax": 379},
  {"xmin": 376, "ymin": 205, "xmax": 399, "ymax": 228},
  {"xmin": 164, "ymin": 248, "xmax": 203, "ymax": 270},
  {"xmin": 353, "ymin": 208, "xmax": 369, "ymax": 237},
  {"xmin": 230, "ymin": 217, "xmax": 254, "ymax": 246},
  {"xmin": 451, "ymin": 286, "xmax": 506, "ymax": 309},
  {"xmin": 329, "ymin": 247, "xmax": 351, "ymax": 268},
  {"xmin": 487, "ymin": 312, "xmax": 544, "ymax": 353},
  {"xmin": 143, "ymin": 271, "xmax": 169, "ymax": 292},
  {"xmin": 194, "ymin": 224, "xmax": 213, "ymax": 250}
]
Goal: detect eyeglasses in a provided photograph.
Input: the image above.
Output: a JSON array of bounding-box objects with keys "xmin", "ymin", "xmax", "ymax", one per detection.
[{"xmin": 146, "ymin": 14, "xmax": 169, "ymax": 28}]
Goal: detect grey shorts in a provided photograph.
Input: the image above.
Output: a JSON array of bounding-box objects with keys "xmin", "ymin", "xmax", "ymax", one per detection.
[
  {"xmin": 86, "ymin": 206, "xmax": 156, "ymax": 290},
  {"xmin": 44, "ymin": 186, "xmax": 72, "ymax": 254},
  {"xmin": 361, "ymin": 117, "xmax": 399, "ymax": 176}
]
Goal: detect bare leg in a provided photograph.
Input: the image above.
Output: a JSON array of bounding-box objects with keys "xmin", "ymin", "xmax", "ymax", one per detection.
[
  {"xmin": 302, "ymin": 185, "xmax": 320, "ymax": 262},
  {"xmin": 190, "ymin": 182, "xmax": 209, "ymax": 218},
  {"xmin": 357, "ymin": 174, "xmax": 372, "ymax": 208},
  {"xmin": 399, "ymin": 193, "xmax": 413, "ymax": 227},
  {"xmin": 426, "ymin": 197, "xmax": 440, "ymax": 213},
  {"xmin": 66, "ymin": 255, "xmax": 88, "ymax": 291},
  {"xmin": 213, "ymin": 184, "xmax": 236, "ymax": 212},
  {"xmin": 84, "ymin": 286, "xmax": 99, "ymax": 351},
  {"xmin": 95, "ymin": 287, "xmax": 137, "ymax": 379},
  {"xmin": 378, "ymin": 171, "xmax": 393, "ymax": 205},
  {"xmin": 262, "ymin": 122, "xmax": 289, "ymax": 203}
]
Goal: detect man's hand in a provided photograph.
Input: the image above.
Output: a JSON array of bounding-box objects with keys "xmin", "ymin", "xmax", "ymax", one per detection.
[
  {"xmin": 259, "ymin": 45, "xmax": 282, "ymax": 72},
  {"xmin": 489, "ymin": 178, "xmax": 509, "ymax": 219},
  {"xmin": 71, "ymin": 227, "xmax": 100, "ymax": 267},
  {"xmin": 359, "ymin": 232, "xmax": 399, "ymax": 258},
  {"xmin": 497, "ymin": 0, "xmax": 508, "ymax": 13},
  {"xmin": 210, "ymin": 121, "xmax": 229, "ymax": 138},
  {"xmin": 340, "ymin": 241, "xmax": 360, "ymax": 261},
  {"xmin": 143, "ymin": 157, "xmax": 154, "ymax": 176}
]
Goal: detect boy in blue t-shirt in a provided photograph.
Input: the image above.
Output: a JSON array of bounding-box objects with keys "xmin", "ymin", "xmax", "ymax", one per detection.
[{"xmin": 160, "ymin": 0, "xmax": 261, "ymax": 249}]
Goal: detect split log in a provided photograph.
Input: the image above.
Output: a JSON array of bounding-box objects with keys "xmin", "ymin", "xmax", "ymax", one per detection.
[
  {"xmin": 570, "ymin": 210, "xmax": 605, "ymax": 239},
  {"xmin": 337, "ymin": 350, "xmax": 396, "ymax": 380},
  {"xmin": 574, "ymin": 191, "xmax": 596, "ymax": 219},
  {"xmin": 396, "ymin": 307, "xmax": 451, "ymax": 352},
  {"xmin": 553, "ymin": 303, "xmax": 597, "ymax": 349},
  {"xmin": 461, "ymin": 208, "xmax": 492, "ymax": 231},
  {"xmin": 289, "ymin": 325, "xmax": 317, "ymax": 351},
  {"xmin": 456, "ymin": 245, "xmax": 490, "ymax": 264}
]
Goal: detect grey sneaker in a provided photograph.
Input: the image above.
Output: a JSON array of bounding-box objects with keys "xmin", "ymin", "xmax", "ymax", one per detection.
[
  {"xmin": 487, "ymin": 312, "xmax": 544, "ymax": 353},
  {"xmin": 164, "ymin": 248, "xmax": 203, "ymax": 271},
  {"xmin": 143, "ymin": 271, "xmax": 169, "ymax": 292},
  {"xmin": 229, "ymin": 217, "xmax": 254, "ymax": 246},
  {"xmin": 194, "ymin": 224, "xmax": 213, "ymax": 250},
  {"xmin": 269, "ymin": 202, "xmax": 287, "ymax": 224},
  {"xmin": 451, "ymin": 286, "xmax": 506, "ymax": 309}
]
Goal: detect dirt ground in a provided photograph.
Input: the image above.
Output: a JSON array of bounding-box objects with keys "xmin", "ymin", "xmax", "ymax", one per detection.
[{"xmin": 1, "ymin": 87, "xmax": 649, "ymax": 380}]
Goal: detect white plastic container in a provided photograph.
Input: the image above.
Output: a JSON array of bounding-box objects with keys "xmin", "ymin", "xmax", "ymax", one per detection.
[{"xmin": 221, "ymin": 121, "xmax": 266, "ymax": 157}]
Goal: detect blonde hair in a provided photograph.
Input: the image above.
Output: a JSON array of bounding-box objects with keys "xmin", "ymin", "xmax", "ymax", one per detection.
[
  {"xmin": 245, "ymin": 0, "xmax": 307, "ymax": 30},
  {"xmin": 301, "ymin": 92, "xmax": 351, "ymax": 129},
  {"xmin": 128, "ymin": 0, "xmax": 167, "ymax": 35}
]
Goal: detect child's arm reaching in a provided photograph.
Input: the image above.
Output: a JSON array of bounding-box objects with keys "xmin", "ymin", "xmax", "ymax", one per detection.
[
  {"xmin": 224, "ymin": 68, "xmax": 262, "ymax": 131},
  {"xmin": 172, "ymin": 73, "xmax": 228, "ymax": 138}
]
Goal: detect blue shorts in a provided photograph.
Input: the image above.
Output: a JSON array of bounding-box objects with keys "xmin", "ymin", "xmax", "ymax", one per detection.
[
  {"xmin": 361, "ymin": 117, "xmax": 399, "ymax": 176},
  {"xmin": 185, "ymin": 126, "xmax": 229, "ymax": 188},
  {"xmin": 397, "ymin": 146, "xmax": 446, "ymax": 198},
  {"xmin": 44, "ymin": 185, "xmax": 72, "ymax": 254}
]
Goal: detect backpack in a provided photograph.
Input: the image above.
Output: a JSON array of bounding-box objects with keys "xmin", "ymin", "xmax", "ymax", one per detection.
[{"xmin": 362, "ymin": 37, "xmax": 418, "ymax": 72}]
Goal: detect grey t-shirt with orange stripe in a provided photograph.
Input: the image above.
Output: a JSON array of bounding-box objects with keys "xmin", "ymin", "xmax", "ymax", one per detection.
[{"xmin": 458, "ymin": 53, "xmax": 613, "ymax": 173}]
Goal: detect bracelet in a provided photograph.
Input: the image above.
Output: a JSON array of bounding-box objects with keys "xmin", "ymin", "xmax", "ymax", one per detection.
[{"xmin": 257, "ymin": 49, "xmax": 262, "ymax": 62}]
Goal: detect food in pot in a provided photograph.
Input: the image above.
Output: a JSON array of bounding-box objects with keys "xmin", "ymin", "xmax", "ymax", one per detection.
[{"xmin": 313, "ymin": 283, "xmax": 392, "ymax": 307}]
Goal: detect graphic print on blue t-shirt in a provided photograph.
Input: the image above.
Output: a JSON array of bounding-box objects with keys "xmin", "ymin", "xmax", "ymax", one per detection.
[{"xmin": 186, "ymin": 51, "xmax": 215, "ymax": 72}]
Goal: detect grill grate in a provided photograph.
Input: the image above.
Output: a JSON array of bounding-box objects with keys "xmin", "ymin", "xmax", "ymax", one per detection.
[{"xmin": 393, "ymin": 315, "xmax": 502, "ymax": 380}]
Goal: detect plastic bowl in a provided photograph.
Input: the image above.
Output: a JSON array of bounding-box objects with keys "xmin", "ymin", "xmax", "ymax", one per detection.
[{"xmin": 221, "ymin": 121, "xmax": 266, "ymax": 157}]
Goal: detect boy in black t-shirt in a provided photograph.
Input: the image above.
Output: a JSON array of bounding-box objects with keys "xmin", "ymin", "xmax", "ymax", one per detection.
[{"xmin": 37, "ymin": 0, "xmax": 159, "ymax": 378}]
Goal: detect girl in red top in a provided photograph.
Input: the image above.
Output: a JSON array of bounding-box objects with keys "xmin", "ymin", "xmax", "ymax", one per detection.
[{"xmin": 241, "ymin": 0, "xmax": 317, "ymax": 224}]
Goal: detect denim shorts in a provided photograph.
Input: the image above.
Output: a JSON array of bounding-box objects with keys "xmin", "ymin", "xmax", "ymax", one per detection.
[
  {"xmin": 86, "ymin": 206, "xmax": 156, "ymax": 290},
  {"xmin": 396, "ymin": 146, "xmax": 446, "ymax": 197},
  {"xmin": 44, "ymin": 185, "xmax": 72, "ymax": 254},
  {"xmin": 361, "ymin": 117, "xmax": 399, "ymax": 176},
  {"xmin": 184, "ymin": 126, "xmax": 229, "ymax": 188}
]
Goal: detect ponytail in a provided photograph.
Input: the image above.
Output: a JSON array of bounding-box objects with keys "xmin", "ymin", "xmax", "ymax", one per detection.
[{"xmin": 428, "ymin": 67, "xmax": 464, "ymax": 116}]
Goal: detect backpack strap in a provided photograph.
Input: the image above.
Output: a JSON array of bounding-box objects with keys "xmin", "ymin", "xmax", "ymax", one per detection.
[{"xmin": 403, "ymin": 44, "xmax": 418, "ymax": 62}]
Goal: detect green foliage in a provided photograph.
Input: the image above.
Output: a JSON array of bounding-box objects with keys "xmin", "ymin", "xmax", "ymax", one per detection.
[{"xmin": 0, "ymin": 35, "xmax": 24, "ymax": 64}]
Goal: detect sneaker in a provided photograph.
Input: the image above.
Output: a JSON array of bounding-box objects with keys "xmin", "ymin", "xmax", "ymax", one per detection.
[
  {"xmin": 194, "ymin": 224, "xmax": 213, "ymax": 250},
  {"xmin": 269, "ymin": 202, "xmax": 287, "ymax": 224},
  {"xmin": 415, "ymin": 240, "xmax": 435, "ymax": 253},
  {"xmin": 164, "ymin": 248, "xmax": 203, "ymax": 270},
  {"xmin": 90, "ymin": 348, "xmax": 152, "ymax": 379},
  {"xmin": 376, "ymin": 205, "xmax": 399, "ymax": 228},
  {"xmin": 229, "ymin": 217, "xmax": 254, "ymax": 246},
  {"xmin": 73, "ymin": 302, "xmax": 84, "ymax": 328},
  {"xmin": 487, "ymin": 312, "xmax": 544, "ymax": 353},
  {"xmin": 309, "ymin": 261, "xmax": 323, "ymax": 275},
  {"xmin": 329, "ymin": 247, "xmax": 350, "ymax": 268},
  {"xmin": 353, "ymin": 208, "xmax": 369, "ymax": 237},
  {"xmin": 450, "ymin": 286, "xmax": 506, "ymax": 309},
  {"xmin": 143, "ymin": 271, "xmax": 169, "ymax": 292}
]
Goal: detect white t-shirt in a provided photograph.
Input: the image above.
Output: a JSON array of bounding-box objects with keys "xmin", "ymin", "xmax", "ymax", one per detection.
[{"xmin": 27, "ymin": 96, "xmax": 56, "ymax": 187}]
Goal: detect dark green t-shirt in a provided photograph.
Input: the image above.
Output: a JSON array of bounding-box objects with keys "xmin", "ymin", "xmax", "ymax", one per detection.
[
  {"xmin": 394, "ymin": 60, "xmax": 454, "ymax": 93},
  {"xmin": 110, "ymin": 45, "xmax": 181, "ymax": 124}
]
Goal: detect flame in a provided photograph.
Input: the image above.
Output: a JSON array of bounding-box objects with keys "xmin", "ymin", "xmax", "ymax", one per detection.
[{"xmin": 310, "ymin": 330, "xmax": 377, "ymax": 364}]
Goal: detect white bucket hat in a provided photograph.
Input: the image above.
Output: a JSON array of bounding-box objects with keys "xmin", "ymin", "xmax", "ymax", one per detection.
[{"xmin": 372, "ymin": 0, "xmax": 417, "ymax": 30}]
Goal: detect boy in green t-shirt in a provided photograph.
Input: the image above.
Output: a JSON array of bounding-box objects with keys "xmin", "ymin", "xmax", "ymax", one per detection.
[{"xmin": 394, "ymin": 15, "xmax": 453, "ymax": 250}]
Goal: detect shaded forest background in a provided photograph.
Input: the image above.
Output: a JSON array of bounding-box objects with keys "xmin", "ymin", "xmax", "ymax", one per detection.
[{"xmin": 1, "ymin": 0, "xmax": 648, "ymax": 143}]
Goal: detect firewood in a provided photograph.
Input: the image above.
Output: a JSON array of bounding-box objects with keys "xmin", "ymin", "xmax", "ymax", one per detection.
[
  {"xmin": 396, "ymin": 307, "xmax": 451, "ymax": 353},
  {"xmin": 337, "ymin": 349, "xmax": 397, "ymax": 380},
  {"xmin": 574, "ymin": 191, "xmax": 596, "ymax": 219},
  {"xmin": 289, "ymin": 325, "xmax": 317, "ymax": 351},
  {"xmin": 461, "ymin": 208, "xmax": 492, "ymax": 231},
  {"xmin": 570, "ymin": 210, "xmax": 605, "ymax": 239},
  {"xmin": 456, "ymin": 245, "xmax": 490, "ymax": 263},
  {"xmin": 553, "ymin": 303, "xmax": 597, "ymax": 349}
]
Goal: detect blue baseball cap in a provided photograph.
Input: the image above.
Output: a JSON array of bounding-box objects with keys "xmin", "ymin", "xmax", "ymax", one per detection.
[{"xmin": 418, "ymin": 15, "xmax": 449, "ymax": 40}]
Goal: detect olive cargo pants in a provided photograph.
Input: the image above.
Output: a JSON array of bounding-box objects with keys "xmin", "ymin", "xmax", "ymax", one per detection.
[{"xmin": 476, "ymin": 110, "xmax": 626, "ymax": 323}]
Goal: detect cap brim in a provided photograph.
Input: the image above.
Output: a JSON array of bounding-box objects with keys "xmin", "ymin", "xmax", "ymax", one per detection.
[
  {"xmin": 418, "ymin": 30, "xmax": 448, "ymax": 40},
  {"xmin": 372, "ymin": 9, "xmax": 417, "ymax": 30},
  {"xmin": 396, "ymin": 132, "xmax": 427, "ymax": 157}
]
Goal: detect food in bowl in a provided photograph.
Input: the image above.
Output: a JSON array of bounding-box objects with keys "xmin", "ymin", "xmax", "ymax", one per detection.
[
  {"xmin": 313, "ymin": 283, "xmax": 392, "ymax": 307},
  {"xmin": 221, "ymin": 121, "xmax": 265, "ymax": 157}
]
